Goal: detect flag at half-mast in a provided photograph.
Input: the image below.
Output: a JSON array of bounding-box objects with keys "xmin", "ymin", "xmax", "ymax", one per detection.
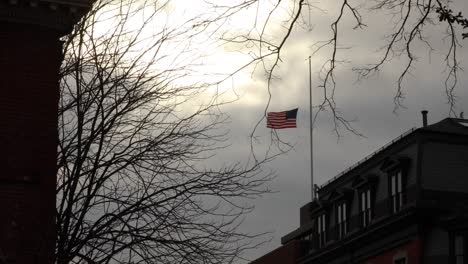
[{"xmin": 267, "ymin": 108, "xmax": 298, "ymax": 129}]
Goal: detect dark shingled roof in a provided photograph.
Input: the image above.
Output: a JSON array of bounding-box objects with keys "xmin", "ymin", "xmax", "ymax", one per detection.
[
  {"xmin": 420, "ymin": 118, "xmax": 468, "ymax": 136},
  {"xmin": 319, "ymin": 117, "xmax": 468, "ymax": 190}
]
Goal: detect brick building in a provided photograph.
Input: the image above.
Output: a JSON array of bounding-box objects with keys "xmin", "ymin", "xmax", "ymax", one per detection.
[
  {"xmin": 252, "ymin": 114, "xmax": 468, "ymax": 264},
  {"xmin": 0, "ymin": 1, "xmax": 92, "ymax": 262}
]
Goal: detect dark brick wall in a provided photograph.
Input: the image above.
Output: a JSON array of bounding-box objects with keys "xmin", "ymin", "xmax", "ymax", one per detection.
[
  {"xmin": 423, "ymin": 226, "xmax": 449, "ymax": 261},
  {"xmin": 251, "ymin": 240, "xmax": 303, "ymax": 264},
  {"xmin": 364, "ymin": 238, "xmax": 421, "ymax": 264},
  {"xmin": 0, "ymin": 21, "xmax": 61, "ymax": 263}
]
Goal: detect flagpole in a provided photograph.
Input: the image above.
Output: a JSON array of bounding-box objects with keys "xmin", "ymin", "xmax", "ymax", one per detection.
[{"xmin": 309, "ymin": 56, "xmax": 314, "ymax": 201}]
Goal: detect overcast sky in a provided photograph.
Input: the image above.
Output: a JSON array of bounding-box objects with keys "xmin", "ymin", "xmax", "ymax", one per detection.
[
  {"xmin": 191, "ymin": 0, "xmax": 468, "ymax": 261},
  {"xmin": 101, "ymin": 0, "xmax": 468, "ymax": 261}
]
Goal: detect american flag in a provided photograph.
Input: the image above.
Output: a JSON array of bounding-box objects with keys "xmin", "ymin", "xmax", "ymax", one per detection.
[{"xmin": 267, "ymin": 108, "xmax": 298, "ymax": 129}]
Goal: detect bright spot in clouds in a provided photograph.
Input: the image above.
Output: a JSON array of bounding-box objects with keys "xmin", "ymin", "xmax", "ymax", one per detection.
[{"xmin": 89, "ymin": 0, "xmax": 468, "ymax": 261}]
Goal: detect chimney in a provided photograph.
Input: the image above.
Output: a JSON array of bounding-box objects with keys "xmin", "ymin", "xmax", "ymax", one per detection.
[
  {"xmin": 461, "ymin": 112, "xmax": 464, "ymax": 119},
  {"xmin": 421, "ymin": 110, "xmax": 428, "ymax": 127}
]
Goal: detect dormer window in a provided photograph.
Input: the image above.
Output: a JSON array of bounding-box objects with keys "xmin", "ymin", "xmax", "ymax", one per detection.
[
  {"xmin": 317, "ymin": 213, "xmax": 327, "ymax": 248},
  {"xmin": 451, "ymin": 232, "xmax": 467, "ymax": 264},
  {"xmin": 390, "ymin": 170, "xmax": 404, "ymax": 213},
  {"xmin": 380, "ymin": 157, "xmax": 409, "ymax": 214},
  {"xmin": 360, "ymin": 188, "xmax": 372, "ymax": 227},
  {"xmin": 353, "ymin": 174, "xmax": 377, "ymax": 228},
  {"xmin": 394, "ymin": 257, "xmax": 407, "ymax": 264},
  {"xmin": 455, "ymin": 235, "xmax": 465, "ymax": 264},
  {"xmin": 336, "ymin": 201, "xmax": 347, "ymax": 239}
]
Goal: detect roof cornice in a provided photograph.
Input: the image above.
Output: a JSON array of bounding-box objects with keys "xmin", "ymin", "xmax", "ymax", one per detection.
[{"xmin": 0, "ymin": 0, "xmax": 94, "ymax": 33}]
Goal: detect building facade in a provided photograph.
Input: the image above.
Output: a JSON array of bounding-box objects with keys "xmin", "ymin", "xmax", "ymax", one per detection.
[
  {"xmin": 0, "ymin": 1, "xmax": 93, "ymax": 262},
  {"xmin": 252, "ymin": 116, "xmax": 468, "ymax": 264}
]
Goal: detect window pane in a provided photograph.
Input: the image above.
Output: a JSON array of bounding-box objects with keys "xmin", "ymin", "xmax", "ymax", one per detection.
[
  {"xmin": 343, "ymin": 203, "xmax": 347, "ymax": 221},
  {"xmin": 399, "ymin": 192, "xmax": 403, "ymax": 208},
  {"xmin": 455, "ymin": 235, "xmax": 464, "ymax": 254},
  {"xmin": 319, "ymin": 215, "xmax": 322, "ymax": 231},
  {"xmin": 318, "ymin": 217, "xmax": 321, "ymax": 233},
  {"xmin": 361, "ymin": 193, "xmax": 365, "ymax": 211},
  {"xmin": 323, "ymin": 215, "xmax": 326, "ymax": 231},
  {"xmin": 394, "ymin": 258, "xmax": 406, "ymax": 264},
  {"xmin": 325, "ymin": 215, "xmax": 327, "ymax": 232},
  {"xmin": 320, "ymin": 215, "xmax": 323, "ymax": 232},
  {"xmin": 456, "ymin": 256, "xmax": 464, "ymax": 264},
  {"xmin": 321, "ymin": 217, "xmax": 324, "ymax": 232},
  {"xmin": 397, "ymin": 172, "xmax": 402, "ymax": 193},
  {"xmin": 391, "ymin": 175, "xmax": 396, "ymax": 195},
  {"xmin": 320, "ymin": 214, "xmax": 326, "ymax": 232},
  {"xmin": 367, "ymin": 190, "xmax": 371, "ymax": 209},
  {"xmin": 338, "ymin": 206, "xmax": 342, "ymax": 223}
]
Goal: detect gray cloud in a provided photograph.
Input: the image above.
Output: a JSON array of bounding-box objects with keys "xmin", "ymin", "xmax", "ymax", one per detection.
[{"xmin": 194, "ymin": 1, "xmax": 468, "ymax": 261}]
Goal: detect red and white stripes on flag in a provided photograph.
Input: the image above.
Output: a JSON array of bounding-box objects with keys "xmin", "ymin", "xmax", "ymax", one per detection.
[{"xmin": 266, "ymin": 108, "xmax": 298, "ymax": 129}]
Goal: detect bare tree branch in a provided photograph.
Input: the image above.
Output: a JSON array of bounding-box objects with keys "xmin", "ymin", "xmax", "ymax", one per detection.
[
  {"xmin": 214, "ymin": 0, "xmax": 466, "ymax": 138},
  {"xmin": 56, "ymin": 1, "xmax": 272, "ymax": 263}
]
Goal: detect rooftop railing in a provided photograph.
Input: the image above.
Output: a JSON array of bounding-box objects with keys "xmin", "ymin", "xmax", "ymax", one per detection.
[{"xmin": 320, "ymin": 127, "xmax": 416, "ymax": 189}]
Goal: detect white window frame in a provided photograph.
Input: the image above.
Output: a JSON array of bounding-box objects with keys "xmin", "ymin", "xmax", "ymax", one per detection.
[
  {"xmin": 317, "ymin": 213, "xmax": 327, "ymax": 248},
  {"xmin": 337, "ymin": 201, "xmax": 347, "ymax": 239},
  {"xmin": 390, "ymin": 171, "xmax": 403, "ymax": 213},
  {"xmin": 360, "ymin": 189, "xmax": 372, "ymax": 227},
  {"xmin": 455, "ymin": 234, "xmax": 465, "ymax": 264}
]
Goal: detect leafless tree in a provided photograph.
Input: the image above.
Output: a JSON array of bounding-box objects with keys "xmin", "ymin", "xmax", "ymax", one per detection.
[
  {"xmin": 55, "ymin": 0, "xmax": 465, "ymax": 260},
  {"xmin": 56, "ymin": 1, "xmax": 271, "ymax": 263},
  {"xmin": 209, "ymin": 0, "xmax": 467, "ymax": 135}
]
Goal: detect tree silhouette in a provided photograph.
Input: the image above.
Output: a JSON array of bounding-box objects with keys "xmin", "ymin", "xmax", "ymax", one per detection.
[
  {"xmin": 54, "ymin": 0, "xmax": 467, "ymax": 261},
  {"xmin": 56, "ymin": 1, "xmax": 271, "ymax": 263}
]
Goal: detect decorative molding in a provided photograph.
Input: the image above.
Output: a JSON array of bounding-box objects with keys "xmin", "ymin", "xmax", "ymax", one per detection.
[
  {"xmin": 39, "ymin": 0, "xmax": 92, "ymax": 8},
  {"xmin": 0, "ymin": 0, "xmax": 93, "ymax": 33},
  {"xmin": 353, "ymin": 174, "xmax": 379, "ymax": 188},
  {"xmin": 380, "ymin": 156, "xmax": 410, "ymax": 172}
]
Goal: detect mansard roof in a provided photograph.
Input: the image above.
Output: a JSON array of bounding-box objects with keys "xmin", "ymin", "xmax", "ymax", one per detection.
[
  {"xmin": 319, "ymin": 117, "xmax": 468, "ymax": 194},
  {"xmin": 420, "ymin": 118, "xmax": 468, "ymax": 136}
]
